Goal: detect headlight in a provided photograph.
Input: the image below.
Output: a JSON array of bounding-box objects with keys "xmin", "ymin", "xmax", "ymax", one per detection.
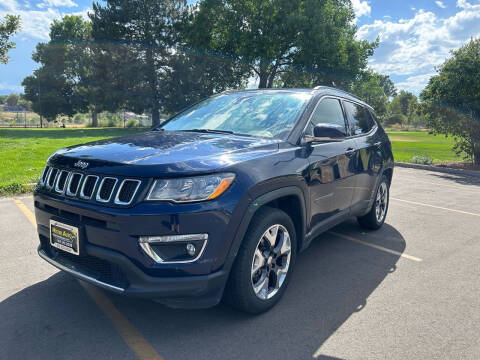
[{"xmin": 146, "ymin": 173, "xmax": 235, "ymax": 202}]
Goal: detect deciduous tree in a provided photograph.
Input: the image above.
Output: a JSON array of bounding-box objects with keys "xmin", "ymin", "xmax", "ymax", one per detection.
[
  {"xmin": 192, "ymin": 0, "xmax": 377, "ymax": 89},
  {"xmin": 421, "ymin": 38, "xmax": 480, "ymax": 164},
  {"xmin": 0, "ymin": 15, "xmax": 20, "ymax": 64}
]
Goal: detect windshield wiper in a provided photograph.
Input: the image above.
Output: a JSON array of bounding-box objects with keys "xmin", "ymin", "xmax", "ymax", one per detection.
[{"xmin": 182, "ymin": 128, "xmax": 234, "ymax": 135}]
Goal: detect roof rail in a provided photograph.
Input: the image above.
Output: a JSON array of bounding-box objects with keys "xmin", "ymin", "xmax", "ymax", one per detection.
[{"xmin": 312, "ymin": 85, "xmax": 365, "ymax": 104}]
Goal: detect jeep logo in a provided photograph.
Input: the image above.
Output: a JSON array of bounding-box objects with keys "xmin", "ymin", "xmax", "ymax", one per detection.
[{"xmin": 74, "ymin": 160, "xmax": 89, "ymax": 169}]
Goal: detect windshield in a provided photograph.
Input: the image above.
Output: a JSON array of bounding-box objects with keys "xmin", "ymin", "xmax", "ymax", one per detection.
[{"xmin": 161, "ymin": 91, "xmax": 312, "ymax": 139}]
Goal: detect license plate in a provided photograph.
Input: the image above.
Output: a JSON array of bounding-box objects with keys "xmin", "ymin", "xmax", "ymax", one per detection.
[{"xmin": 50, "ymin": 220, "xmax": 80, "ymax": 255}]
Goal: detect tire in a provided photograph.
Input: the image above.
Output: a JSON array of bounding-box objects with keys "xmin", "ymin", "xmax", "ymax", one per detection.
[
  {"xmin": 357, "ymin": 174, "xmax": 390, "ymax": 230},
  {"xmin": 224, "ymin": 207, "xmax": 297, "ymax": 314}
]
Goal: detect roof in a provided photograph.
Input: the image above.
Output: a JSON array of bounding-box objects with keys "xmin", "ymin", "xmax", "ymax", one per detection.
[{"xmin": 221, "ymin": 86, "xmax": 368, "ymax": 108}]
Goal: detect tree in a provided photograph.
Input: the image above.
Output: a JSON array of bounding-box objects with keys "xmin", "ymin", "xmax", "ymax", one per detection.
[
  {"xmin": 386, "ymin": 90, "xmax": 419, "ymax": 127},
  {"xmin": 350, "ymin": 71, "xmax": 395, "ymax": 120},
  {"xmin": 90, "ymin": 0, "xmax": 187, "ymax": 127},
  {"xmin": 0, "ymin": 15, "xmax": 20, "ymax": 64},
  {"xmin": 421, "ymin": 38, "xmax": 480, "ymax": 164},
  {"xmin": 6, "ymin": 93, "xmax": 19, "ymax": 107},
  {"xmin": 191, "ymin": 0, "xmax": 377, "ymax": 89}
]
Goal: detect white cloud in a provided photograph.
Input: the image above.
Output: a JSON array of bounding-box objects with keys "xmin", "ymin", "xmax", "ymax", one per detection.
[
  {"xmin": 395, "ymin": 73, "xmax": 436, "ymax": 94},
  {"xmin": 0, "ymin": 0, "xmax": 88, "ymax": 40},
  {"xmin": 37, "ymin": 0, "xmax": 77, "ymax": 9},
  {"xmin": 352, "ymin": 0, "xmax": 371, "ymax": 18},
  {"xmin": 435, "ymin": 1, "xmax": 447, "ymax": 9},
  {"xmin": 357, "ymin": 3, "xmax": 480, "ymax": 79}
]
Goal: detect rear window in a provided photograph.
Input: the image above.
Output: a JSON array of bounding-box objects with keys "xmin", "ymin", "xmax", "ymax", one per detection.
[{"xmin": 343, "ymin": 101, "xmax": 375, "ymax": 135}]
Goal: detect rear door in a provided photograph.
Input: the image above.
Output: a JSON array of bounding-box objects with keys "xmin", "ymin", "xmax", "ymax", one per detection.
[
  {"xmin": 305, "ymin": 97, "xmax": 358, "ymax": 226},
  {"xmin": 342, "ymin": 101, "xmax": 383, "ymax": 210}
]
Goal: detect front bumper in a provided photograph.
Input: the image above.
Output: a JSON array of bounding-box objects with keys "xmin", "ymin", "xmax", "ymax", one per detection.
[
  {"xmin": 37, "ymin": 242, "xmax": 228, "ymax": 308},
  {"xmin": 34, "ymin": 188, "xmax": 249, "ymax": 308}
]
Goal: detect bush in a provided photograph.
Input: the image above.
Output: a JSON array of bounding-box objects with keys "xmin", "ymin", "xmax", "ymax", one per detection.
[
  {"xmin": 125, "ymin": 119, "xmax": 137, "ymax": 128},
  {"xmin": 411, "ymin": 154, "xmax": 433, "ymax": 165}
]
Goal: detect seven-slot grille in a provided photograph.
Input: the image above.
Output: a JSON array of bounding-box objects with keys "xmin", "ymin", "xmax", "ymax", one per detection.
[{"xmin": 40, "ymin": 166, "xmax": 141, "ymax": 206}]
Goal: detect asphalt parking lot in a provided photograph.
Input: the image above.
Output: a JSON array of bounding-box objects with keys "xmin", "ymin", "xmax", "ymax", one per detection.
[{"xmin": 1, "ymin": 167, "xmax": 479, "ymax": 360}]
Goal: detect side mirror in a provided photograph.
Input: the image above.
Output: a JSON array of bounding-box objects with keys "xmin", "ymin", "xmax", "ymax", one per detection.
[
  {"xmin": 313, "ymin": 124, "xmax": 345, "ymax": 138},
  {"xmin": 303, "ymin": 124, "xmax": 345, "ymax": 144}
]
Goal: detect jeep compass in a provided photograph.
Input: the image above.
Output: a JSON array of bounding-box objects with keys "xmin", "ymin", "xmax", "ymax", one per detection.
[{"xmin": 34, "ymin": 87, "xmax": 393, "ymax": 313}]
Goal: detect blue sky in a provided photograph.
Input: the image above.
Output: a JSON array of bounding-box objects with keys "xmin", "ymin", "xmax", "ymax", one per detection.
[{"xmin": 1, "ymin": 0, "xmax": 480, "ymax": 96}]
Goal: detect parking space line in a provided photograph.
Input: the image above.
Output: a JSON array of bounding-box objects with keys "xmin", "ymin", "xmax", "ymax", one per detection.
[
  {"xmin": 394, "ymin": 177, "xmax": 480, "ymax": 191},
  {"xmin": 13, "ymin": 198, "xmax": 36, "ymax": 227},
  {"xmin": 80, "ymin": 282, "xmax": 163, "ymax": 360},
  {"xmin": 13, "ymin": 198, "xmax": 163, "ymax": 360},
  {"xmin": 329, "ymin": 231, "xmax": 423, "ymax": 262},
  {"xmin": 391, "ymin": 197, "xmax": 480, "ymax": 217}
]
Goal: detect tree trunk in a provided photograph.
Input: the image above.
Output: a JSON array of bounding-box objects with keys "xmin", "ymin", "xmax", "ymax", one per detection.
[
  {"xmin": 474, "ymin": 142, "xmax": 480, "ymax": 166},
  {"xmin": 91, "ymin": 109, "xmax": 98, "ymax": 127},
  {"xmin": 258, "ymin": 72, "xmax": 268, "ymax": 88},
  {"xmin": 151, "ymin": 107, "xmax": 160, "ymax": 128}
]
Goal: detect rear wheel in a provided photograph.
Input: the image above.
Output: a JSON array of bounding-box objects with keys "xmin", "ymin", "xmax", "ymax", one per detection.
[
  {"xmin": 357, "ymin": 174, "xmax": 389, "ymax": 230},
  {"xmin": 225, "ymin": 208, "xmax": 297, "ymax": 314}
]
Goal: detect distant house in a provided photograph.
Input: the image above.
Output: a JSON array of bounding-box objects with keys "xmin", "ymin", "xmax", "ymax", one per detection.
[{"xmin": 2, "ymin": 106, "xmax": 26, "ymax": 112}]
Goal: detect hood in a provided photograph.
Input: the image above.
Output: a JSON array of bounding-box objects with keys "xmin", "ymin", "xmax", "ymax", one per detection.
[{"xmin": 49, "ymin": 130, "xmax": 280, "ymax": 177}]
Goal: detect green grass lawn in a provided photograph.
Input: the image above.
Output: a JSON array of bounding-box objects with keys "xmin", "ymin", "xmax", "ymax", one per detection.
[
  {"xmin": 0, "ymin": 128, "xmax": 465, "ymax": 196},
  {"xmin": 0, "ymin": 128, "xmax": 144, "ymax": 196},
  {"xmin": 386, "ymin": 131, "xmax": 462, "ymax": 163}
]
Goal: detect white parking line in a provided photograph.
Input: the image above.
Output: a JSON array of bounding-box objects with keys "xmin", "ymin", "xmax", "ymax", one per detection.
[
  {"xmin": 391, "ymin": 197, "xmax": 480, "ymax": 217},
  {"xmin": 329, "ymin": 231, "xmax": 423, "ymax": 262}
]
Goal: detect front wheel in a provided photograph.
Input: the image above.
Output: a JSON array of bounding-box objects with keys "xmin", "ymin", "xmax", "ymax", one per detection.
[
  {"xmin": 225, "ymin": 208, "xmax": 297, "ymax": 314},
  {"xmin": 357, "ymin": 174, "xmax": 390, "ymax": 230}
]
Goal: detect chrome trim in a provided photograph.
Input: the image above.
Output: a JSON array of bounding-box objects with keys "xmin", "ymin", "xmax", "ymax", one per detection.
[
  {"xmin": 65, "ymin": 172, "xmax": 83, "ymax": 197},
  {"xmin": 45, "ymin": 168, "xmax": 58, "ymax": 190},
  {"xmin": 139, "ymin": 233, "xmax": 208, "ymax": 243},
  {"xmin": 114, "ymin": 179, "xmax": 141, "ymax": 205},
  {"xmin": 39, "ymin": 166, "xmax": 50, "ymax": 185},
  {"xmin": 54, "ymin": 170, "xmax": 70, "ymax": 194},
  {"xmin": 38, "ymin": 248, "xmax": 125, "ymax": 293},
  {"xmin": 139, "ymin": 238, "xmax": 208, "ymax": 264},
  {"xmin": 79, "ymin": 175, "xmax": 99, "ymax": 199},
  {"xmin": 96, "ymin": 177, "xmax": 118, "ymax": 203}
]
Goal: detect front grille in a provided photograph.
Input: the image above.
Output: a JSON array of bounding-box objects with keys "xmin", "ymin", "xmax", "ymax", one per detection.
[
  {"xmin": 116, "ymin": 180, "xmax": 141, "ymax": 205},
  {"xmin": 38, "ymin": 166, "xmax": 142, "ymax": 207},
  {"xmin": 80, "ymin": 175, "xmax": 98, "ymax": 199},
  {"xmin": 97, "ymin": 177, "xmax": 117, "ymax": 202},
  {"xmin": 47, "ymin": 168, "xmax": 59, "ymax": 188},
  {"xmin": 67, "ymin": 173, "xmax": 82, "ymax": 196},
  {"xmin": 55, "ymin": 170, "xmax": 69, "ymax": 193},
  {"xmin": 41, "ymin": 166, "xmax": 50, "ymax": 184}
]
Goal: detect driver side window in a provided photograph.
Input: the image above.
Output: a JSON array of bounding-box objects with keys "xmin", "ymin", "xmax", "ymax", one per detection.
[{"xmin": 306, "ymin": 98, "xmax": 348, "ymax": 137}]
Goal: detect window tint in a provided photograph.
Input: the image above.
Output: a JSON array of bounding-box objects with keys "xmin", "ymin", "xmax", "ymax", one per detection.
[
  {"xmin": 306, "ymin": 98, "xmax": 347, "ymax": 137},
  {"xmin": 343, "ymin": 101, "xmax": 375, "ymax": 135}
]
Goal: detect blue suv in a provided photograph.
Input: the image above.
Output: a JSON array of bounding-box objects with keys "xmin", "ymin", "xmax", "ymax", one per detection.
[{"xmin": 35, "ymin": 87, "xmax": 393, "ymax": 313}]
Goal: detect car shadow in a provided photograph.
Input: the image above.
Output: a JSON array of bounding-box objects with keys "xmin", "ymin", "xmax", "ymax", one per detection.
[{"xmin": 1, "ymin": 220, "xmax": 405, "ymax": 360}]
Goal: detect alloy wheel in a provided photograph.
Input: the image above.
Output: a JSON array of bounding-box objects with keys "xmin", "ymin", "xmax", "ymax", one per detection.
[
  {"xmin": 250, "ymin": 224, "xmax": 291, "ymax": 300},
  {"xmin": 375, "ymin": 181, "xmax": 388, "ymax": 223}
]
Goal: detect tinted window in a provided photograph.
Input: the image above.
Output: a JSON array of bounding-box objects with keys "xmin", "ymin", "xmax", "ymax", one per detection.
[
  {"xmin": 162, "ymin": 91, "xmax": 312, "ymax": 139},
  {"xmin": 344, "ymin": 101, "xmax": 375, "ymax": 135},
  {"xmin": 306, "ymin": 98, "xmax": 347, "ymax": 137}
]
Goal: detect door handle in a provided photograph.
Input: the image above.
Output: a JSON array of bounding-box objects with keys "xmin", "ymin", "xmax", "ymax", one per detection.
[{"xmin": 345, "ymin": 148, "xmax": 356, "ymax": 157}]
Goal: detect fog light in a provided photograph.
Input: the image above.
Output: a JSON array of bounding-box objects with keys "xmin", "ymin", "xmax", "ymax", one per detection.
[
  {"xmin": 186, "ymin": 243, "xmax": 196, "ymax": 256},
  {"xmin": 139, "ymin": 234, "xmax": 208, "ymax": 264}
]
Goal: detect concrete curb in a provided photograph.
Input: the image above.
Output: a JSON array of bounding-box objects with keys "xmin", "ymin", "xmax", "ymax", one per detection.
[{"xmin": 395, "ymin": 162, "xmax": 480, "ymax": 177}]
